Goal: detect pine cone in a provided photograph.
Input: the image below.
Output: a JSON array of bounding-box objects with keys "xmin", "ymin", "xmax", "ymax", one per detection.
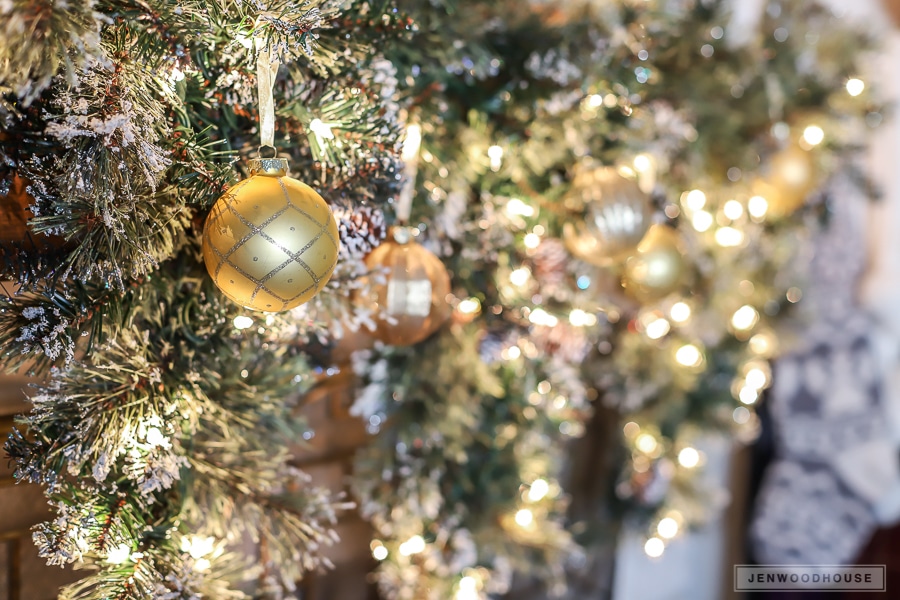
[{"xmin": 334, "ymin": 205, "xmax": 387, "ymax": 261}]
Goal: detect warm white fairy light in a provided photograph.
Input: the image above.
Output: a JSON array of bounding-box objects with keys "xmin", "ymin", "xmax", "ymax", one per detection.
[
  {"xmin": 488, "ymin": 145, "xmax": 504, "ymax": 171},
  {"xmin": 802, "ymin": 125, "xmax": 825, "ymax": 147},
  {"xmin": 509, "ymin": 267, "xmax": 531, "ymax": 287},
  {"xmin": 502, "ymin": 345, "xmax": 522, "ymax": 360},
  {"xmin": 846, "ymin": 78, "xmax": 865, "ymax": 97},
  {"xmin": 106, "ymin": 544, "xmax": 132, "ymax": 565},
  {"xmin": 645, "ymin": 318, "xmax": 671, "ymax": 340},
  {"xmin": 739, "ymin": 387, "xmax": 759, "ymax": 405},
  {"xmin": 399, "ymin": 535, "xmax": 426, "ymax": 556},
  {"xmin": 458, "ymin": 298, "xmax": 481, "ymax": 315},
  {"xmin": 731, "ymin": 305, "xmax": 759, "ymax": 331},
  {"xmin": 455, "ymin": 575, "xmax": 479, "ymax": 600},
  {"xmin": 529, "ymin": 308, "xmax": 559, "ymax": 327},
  {"xmin": 745, "ymin": 367, "xmax": 768, "ymax": 390},
  {"xmin": 675, "ymin": 344, "xmax": 702, "ymax": 367},
  {"xmin": 528, "ymin": 479, "xmax": 550, "ymax": 502},
  {"xmin": 309, "ymin": 118, "xmax": 336, "ymax": 140},
  {"xmin": 715, "ymin": 226, "xmax": 744, "ymax": 247},
  {"xmin": 692, "ymin": 210, "xmax": 713, "ymax": 232},
  {"xmin": 523, "ymin": 233, "xmax": 541, "ymax": 249},
  {"xmin": 723, "ymin": 200, "xmax": 744, "ymax": 220},
  {"xmin": 678, "ymin": 447, "xmax": 700, "ymax": 468},
  {"xmin": 684, "ymin": 189, "xmax": 707, "ymax": 211},
  {"xmin": 644, "ymin": 537, "xmax": 665, "ymax": 558},
  {"xmin": 670, "ymin": 302, "xmax": 691, "ymax": 323},
  {"xmin": 657, "ymin": 517, "xmax": 679, "ymax": 539},
  {"xmin": 372, "ymin": 543, "xmax": 388, "ymax": 561},
  {"xmin": 569, "ymin": 309, "xmax": 598, "ymax": 327},
  {"xmin": 401, "ymin": 124, "xmax": 422, "ymax": 161},
  {"xmin": 587, "ymin": 94, "xmax": 604, "ymax": 108},
  {"xmin": 748, "ymin": 195, "xmax": 769, "ymax": 219},
  {"xmin": 635, "ymin": 433, "xmax": 658, "ymax": 454},
  {"xmin": 515, "ymin": 508, "xmax": 534, "ymax": 527},
  {"xmin": 634, "ymin": 154, "xmax": 652, "ymax": 172},
  {"xmin": 182, "ymin": 536, "xmax": 215, "ymax": 559},
  {"xmin": 506, "ymin": 198, "xmax": 535, "ymax": 217},
  {"xmin": 145, "ymin": 426, "xmax": 166, "ymax": 447},
  {"xmin": 233, "ymin": 315, "xmax": 254, "ymax": 330}
]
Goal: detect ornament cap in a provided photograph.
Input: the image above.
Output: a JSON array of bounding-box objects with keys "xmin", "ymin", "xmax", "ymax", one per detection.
[{"xmin": 248, "ymin": 157, "xmax": 289, "ymax": 177}]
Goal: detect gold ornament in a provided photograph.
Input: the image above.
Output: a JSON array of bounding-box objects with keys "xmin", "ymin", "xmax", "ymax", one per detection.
[
  {"xmin": 622, "ymin": 224, "xmax": 686, "ymax": 303},
  {"xmin": 360, "ymin": 226, "xmax": 451, "ymax": 346},
  {"xmin": 754, "ymin": 145, "xmax": 817, "ymax": 217},
  {"xmin": 202, "ymin": 157, "xmax": 340, "ymax": 312},
  {"xmin": 567, "ymin": 166, "xmax": 651, "ymax": 264}
]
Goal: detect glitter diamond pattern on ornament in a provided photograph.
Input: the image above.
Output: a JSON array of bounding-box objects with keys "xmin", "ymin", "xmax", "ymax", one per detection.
[{"xmin": 203, "ymin": 175, "xmax": 339, "ymax": 311}]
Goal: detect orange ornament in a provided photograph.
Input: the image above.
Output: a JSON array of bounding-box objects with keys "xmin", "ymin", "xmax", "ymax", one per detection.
[
  {"xmin": 884, "ymin": 0, "xmax": 900, "ymax": 27},
  {"xmin": 360, "ymin": 227, "xmax": 451, "ymax": 346}
]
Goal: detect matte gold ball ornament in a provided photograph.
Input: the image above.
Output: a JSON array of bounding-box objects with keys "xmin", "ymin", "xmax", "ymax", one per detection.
[
  {"xmin": 567, "ymin": 166, "xmax": 652, "ymax": 265},
  {"xmin": 753, "ymin": 145, "xmax": 817, "ymax": 218},
  {"xmin": 622, "ymin": 224, "xmax": 686, "ymax": 303},
  {"xmin": 202, "ymin": 157, "xmax": 340, "ymax": 312},
  {"xmin": 360, "ymin": 226, "xmax": 451, "ymax": 347}
]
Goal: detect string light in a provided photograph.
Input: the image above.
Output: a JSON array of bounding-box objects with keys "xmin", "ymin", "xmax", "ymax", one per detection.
[
  {"xmin": 670, "ymin": 302, "xmax": 691, "ymax": 323},
  {"xmin": 458, "ymin": 298, "xmax": 481, "ymax": 315},
  {"xmin": 569, "ymin": 309, "xmax": 598, "ymax": 327},
  {"xmin": 678, "ymin": 447, "xmax": 700, "ymax": 468},
  {"xmin": 675, "ymin": 344, "xmax": 703, "ymax": 367},
  {"xmin": 309, "ymin": 118, "xmax": 336, "ymax": 140},
  {"xmin": 723, "ymin": 200, "xmax": 744, "ymax": 220},
  {"xmin": 233, "ymin": 315, "xmax": 254, "ymax": 330},
  {"xmin": 528, "ymin": 479, "xmax": 550, "ymax": 502},
  {"xmin": 488, "ymin": 145, "xmax": 504, "ymax": 171},
  {"xmin": 802, "ymin": 125, "xmax": 825, "ymax": 147},
  {"xmin": 644, "ymin": 537, "xmax": 665, "ymax": 558},
  {"xmin": 692, "ymin": 210, "xmax": 713, "ymax": 232},
  {"xmin": 372, "ymin": 542, "xmax": 388, "ymax": 561},
  {"xmin": 635, "ymin": 433, "xmax": 658, "ymax": 454},
  {"xmin": 683, "ymin": 189, "xmax": 707, "ymax": 211},
  {"xmin": 106, "ymin": 544, "xmax": 132, "ymax": 565},
  {"xmin": 745, "ymin": 367, "xmax": 768, "ymax": 389},
  {"xmin": 515, "ymin": 508, "xmax": 534, "ymax": 527},
  {"xmin": 731, "ymin": 305, "xmax": 759, "ymax": 331},
  {"xmin": 644, "ymin": 318, "xmax": 671, "ymax": 340},
  {"xmin": 748, "ymin": 195, "xmax": 768, "ymax": 219},
  {"xmin": 529, "ymin": 308, "xmax": 558, "ymax": 327},
  {"xmin": 846, "ymin": 78, "xmax": 865, "ymax": 97},
  {"xmin": 401, "ymin": 124, "xmax": 422, "ymax": 161},
  {"xmin": 657, "ymin": 517, "xmax": 679, "ymax": 539},
  {"xmin": 509, "ymin": 267, "xmax": 531, "ymax": 287},
  {"xmin": 739, "ymin": 387, "xmax": 758, "ymax": 405},
  {"xmin": 145, "ymin": 426, "xmax": 166, "ymax": 447},
  {"xmin": 506, "ymin": 198, "xmax": 535, "ymax": 217},
  {"xmin": 523, "ymin": 233, "xmax": 541, "ymax": 248},
  {"xmin": 715, "ymin": 227, "xmax": 744, "ymax": 247},
  {"xmin": 399, "ymin": 535, "xmax": 426, "ymax": 556},
  {"xmin": 456, "ymin": 576, "xmax": 479, "ymax": 600}
]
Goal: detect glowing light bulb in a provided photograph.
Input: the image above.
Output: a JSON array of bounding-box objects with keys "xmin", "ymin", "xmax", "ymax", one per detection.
[
  {"xmin": 233, "ymin": 315, "xmax": 254, "ymax": 330},
  {"xmin": 670, "ymin": 302, "xmax": 691, "ymax": 323},
  {"xmin": 846, "ymin": 78, "xmax": 865, "ymax": 97},
  {"xmin": 634, "ymin": 154, "xmax": 652, "ymax": 172},
  {"xmin": 107, "ymin": 544, "xmax": 132, "ymax": 565},
  {"xmin": 731, "ymin": 305, "xmax": 759, "ymax": 331},
  {"xmin": 657, "ymin": 517, "xmax": 679, "ymax": 539},
  {"xmin": 748, "ymin": 195, "xmax": 769, "ymax": 219},
  {"xmin": 739, "ymin": 387, "xmax": 759, "ymax": 405},
  {"xmin": 309, "ymin": 118, "xmax": 335, "ymax": 140},
  {"xmin": 523, "ymin": 233, "xmax": 541, "ymax": 249},
  {"xmin": 145, "ymin": 427, "xmax": 165, "ymax": 447},
  {"xmin": 515, "ymin": 508, "xmax": 534, "ymax": 527},
  {"xmin": 399, "ymin": 535, "xmax": 426, "ymax": 556},
  {"xmin": 745, "ymin": 368, "xmax": 768, "ymax": 390},
  {"xmin": 802, "ymin": 125, "xmax": 825, "ymax": 147},
  {"xmin": 644, "ymin": 537, "xmax": 665, "ymax": 558},
  {"xmin": 715, "ymin": 227, "xmax": 744, "ymax": 247},
  {"xmin": 373, "ymin": 545, "xmax": 388, "ymax": 561},
  {"xmin": 675, "ymin": 344, "xmax": 702, "ymax": 367},
  {"xmin": 488, "ymin": 145, "xmax": 504, "ymax": 171},
  {"xmin": 509, "ymin": 267, "xmax": 531, "ymax": 287},
  {"xmin": 678, "ymin": 447, "xmax": 700, "ymax": 468},
  {"xmin": 636, "ymin": 433, "xmax": 658, "ymax": 454},
  {"xmin": 528, "ymin": 479, "xmax": 550, "ymax": 502},
  {"xmin": 569, "ymin": 309, "xmax": 597, "ymax": 327},
  {"xmin": 458, "ymin": 298, "xmax": 481, "ymax": 315},
  {"xmin": 723, "ymin": 200, "xmax": 744, "ymax": 220},
  {"xmin": 692, "ymin": 210, "xmax": 713, "ymax": 232},
  {"xmin": 506, "ymin": 198, "xmax": 535, "ymax": 217},
  {"xmin": 529, "ymin": 308, "xmax": 558, "ymax": 327},
  {"xmin": 401, "ymin": 124, "xmax": 422, "ymax": 161},
  {"xmin": 684, "ymin": 189, "xmax": 707, "ymax": 211},
  {"xmin": 587, "ymin": 94, "xmax": 604, "ymax": 108},
  {"xmin": 182, "ymin": 536, "xmax": 215, "ymax": 559},
  {"xmin": 645, "ymin": 318, "xmax": 671, "ymax": 340}
]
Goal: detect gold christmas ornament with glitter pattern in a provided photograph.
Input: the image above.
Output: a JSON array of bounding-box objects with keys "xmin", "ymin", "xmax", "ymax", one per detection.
[
  {"xmin": 202, "ymin": 157, "xmax": 340, "ymax": 312},
  {"xmin": 567, "ymin": 166, "xmax": 652, "ymax": 265},
  {"xmin": 622, "ymin": 224, "xmax": 686, "ymax": 303},
  {"xmin": 360, "ymin": 226, "xmax": 451, "ymax": 346}
]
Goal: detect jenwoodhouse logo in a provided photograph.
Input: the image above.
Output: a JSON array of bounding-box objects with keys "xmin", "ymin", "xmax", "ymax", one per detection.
[{"xmin": 734, "ymin": 565, "xmax": 886, "ymax": 592}]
